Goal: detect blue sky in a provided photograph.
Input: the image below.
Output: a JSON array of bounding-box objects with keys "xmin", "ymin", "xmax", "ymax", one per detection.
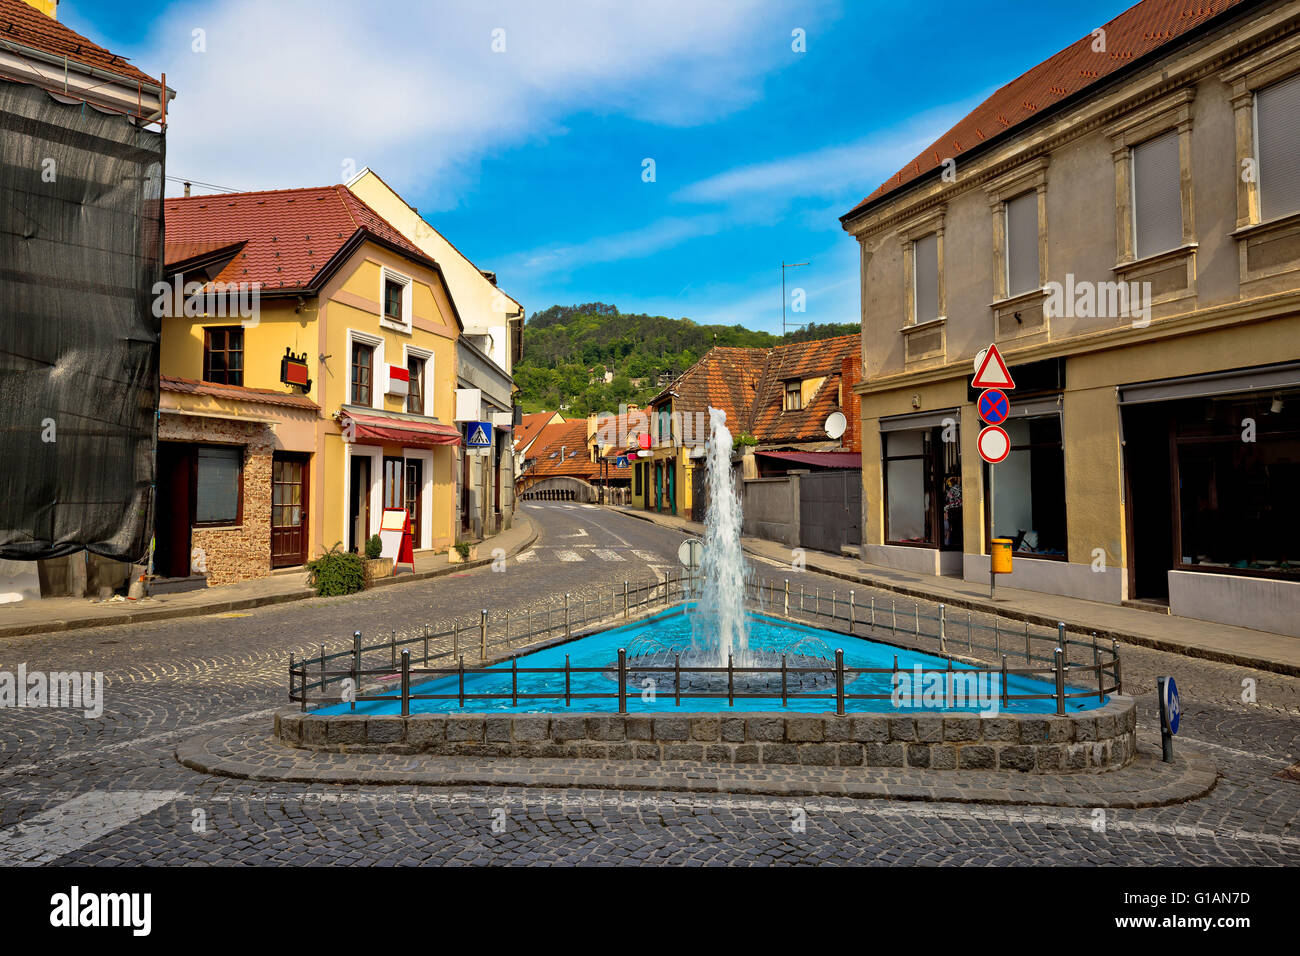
[{"xmin": 67, "ymin": 0, "xmax": 1131, "ymax": 333}]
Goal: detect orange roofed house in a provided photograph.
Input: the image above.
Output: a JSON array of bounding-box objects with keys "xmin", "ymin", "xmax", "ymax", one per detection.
[{"xmin": 157, "ymin": 186, "xmax": 464, "ymax": 585}]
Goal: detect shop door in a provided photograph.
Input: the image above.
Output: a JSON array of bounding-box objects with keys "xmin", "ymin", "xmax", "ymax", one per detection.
[
  {"xmin": 349, "ymin": 456, "xmax": 371, "ymax": 553},
  {"xmin": 404, "ymin": 459, "xmax": 423, "ymax": 549},
  {"xmin": 271, "ymin": 453, "xmax": 308, "ymax": 567},
  {"xmin": 154, "ymin": 442, "xmax": 193, "ymax": 578}
]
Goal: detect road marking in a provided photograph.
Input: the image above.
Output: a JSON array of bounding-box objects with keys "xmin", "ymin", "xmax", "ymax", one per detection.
[
  {"xmin": 563, "ymin": 528, "xmax": 589, "ymax": 538},
  {"xmin": 590, "ymin": 549, "xmax": 625, "ymax": 562},
  {"xmin": 632, "ymin": 550, "xmax": 662, "ymax": 563},
  {"xmin": 554, "ymin": 550, "xmax": 584, "ymax": 562},
  {"xmin": 514, "ymin": 552, "xmax": 536, "ymax": 563},
  {"xmin": 0, "ymin": 790, "xmax": 183, "ymax": 865}
]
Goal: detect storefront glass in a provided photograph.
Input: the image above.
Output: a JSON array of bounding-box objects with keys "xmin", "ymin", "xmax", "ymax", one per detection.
[{"xmin": 991, "ymin": 415, "xmax": 1066, "ymax": 558}]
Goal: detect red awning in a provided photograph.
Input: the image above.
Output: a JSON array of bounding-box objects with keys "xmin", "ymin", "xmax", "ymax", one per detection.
[
  {"xmin": 755, "ymin": 450, "xmax": 861, "ymax": 468},
  {"xmin": 343, "ymin": 411, "xmax": 461, "ymax": 448}
]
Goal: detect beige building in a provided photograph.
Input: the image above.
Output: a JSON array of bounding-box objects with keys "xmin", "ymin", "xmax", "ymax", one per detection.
[{"xmin": 841, "ymin": 0, "xmax": 1300, "ymax": 636}]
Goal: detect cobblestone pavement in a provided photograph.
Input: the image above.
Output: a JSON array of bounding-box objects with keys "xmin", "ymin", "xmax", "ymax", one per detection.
[{"xmin": 0, "ymin": 502, "xmax": 1296, "ymax": 866}]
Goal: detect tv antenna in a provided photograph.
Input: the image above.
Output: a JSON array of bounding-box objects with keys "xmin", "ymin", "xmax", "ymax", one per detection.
[{"xmin": 781, "ymin": 260, "xmax": 810, "ymax": 336}]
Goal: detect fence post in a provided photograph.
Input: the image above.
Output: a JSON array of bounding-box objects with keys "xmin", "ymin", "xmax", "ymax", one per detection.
[
  {"xmin": 565, "ymin": 593, "xmax": 571, "ymax": 638},
  {"xmin": 727, "ymin": 652, "xmax": 734, "ymax": 708},
  {"xmin": 1093, "ymin": 633, "xmax": 1105, "ymax": 702},
  {"xmin": 504, "ymin": 610, "xmax": 509, "ymax": 647},
  {"xmin": 400, "ymin": 649, "xmax": 410, "ymax": 717},
  {"xmin": 565, "ymin": 654, "xmax": 571, "ymax": 707},
  {"xmin": 512, "ymin": 655, "xmax": 518, "ymax": 707},
  {"xmin": 849, "ymin": 591, "xmax": 855, "ymax": 631},
  {"xmin": 390, "ymin": 630, "xmax": 396, "ymax": 670},
  {"xmin": 423, "ymin": 625, "xmax": 429, "ymax": 663},
  {"xmin": 1054, "ymin": 645, "xmax": 1066, "ymax": 717},
  {"xmin": 781, "ymin": 654, "xmax": 787, "ymax": 708},
  {"xmin": 1024, "ymin": 622, "xmax": 1031, "ymax": 664},
  {"xmin": 835, "ymin": 649, "xmax": 845, "ymax": 717},
  {"xmin": 1001, "ymin": 654, "xmax": 1009, "ymax": 709},
  {"xmin": 624, "ymin": 581, "xmax": 629, "ymax": 618},
  {"xmin": 938, "ymin": 605, "xmax": 946, "ymax": 654},
  {"xmin": 352, "ymin": 631, "xmax": 362, "ymax": 713},
  {"xmin": 1112, "ymin": 639, "xmax": 1122, "ymax": 695},
  {"xmin": 675, "ymin": 652, "xmax": 681, "ymax": 707},
  {"xmin": 784, "ymin": 579, "xmax": 789, "ymax": 615},
  {"xmin": 799, "ymin": 584, "xmax": 804, "ymax": 612},
  {"xmin": 617, "ymin": 648, "xmax": 627, "ymax": 714},
  {"xmin": 480, "ymin": 609, "xmax": 487, "ymax": 661},
  {"xmin": 458, "ymin": 656, "xmax": 465, "ymax": 707},
  {"xmin": 870, "ymin": 595, "xmax": 875, "ymax": 629},
  {"xmin": 914, "ymin": 603, "xmax": 919, "ymax": 639},
  {"xmin": 891, "ymin": 599, "xmax": 896, "ymax": 635}
]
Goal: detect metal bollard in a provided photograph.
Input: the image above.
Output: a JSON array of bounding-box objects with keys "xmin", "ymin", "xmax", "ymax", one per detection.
[
  {"xmin": 938, "ymin": 605, "xmax": 946, "ymax": 654},
  {"xmin": 1112, "ymin": 639, "xmax": 1122, "ymax": 695},
  {"xmin": 352, "ymin": 631, "xmax": 362, "ymax": 713},
  {"xmin": 1054, "ymin": 646, "xmax": 1066, "ymax": 716},
  {"xmin": 835, "ymin": 649, "xmax": 845, "ymax": 717},
  {"xmin": 565, "ymin": 593, "xmax": 571, "ymax": 638},
  {"xmin": 624, "ymin": 581, "xmax": 629, "ymax": 618},
  {"xmin": 400, "ymin": 649, "xmax": 410, "ymax": 717},
  {"xmin": 849, "ymin": 591, "xmax": 855, "ymax": 631},
  {"xmin": 784, "ymin": 579, "xmax": 789, "ymax": 615},
  {"xmin": 479, "ymin": 609, "xmax": 488, "ymax": 661},
  {"xmin": 617, "ymin": 648, "xmax": 627, "ymax": 714}
]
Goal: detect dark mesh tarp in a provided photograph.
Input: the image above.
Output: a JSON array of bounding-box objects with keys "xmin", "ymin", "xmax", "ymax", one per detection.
[{"xmin": 0, "ymin": 80, "xmax": 163, "ymax": 561}]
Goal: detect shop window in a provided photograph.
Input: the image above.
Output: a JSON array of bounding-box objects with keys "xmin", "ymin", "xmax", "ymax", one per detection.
[
  {"xmin": 195, "ymin": 445, "xmax": 242, "ymax": 525},
  {"xmin": 203, "ymin": 327, "xmax": 243, "ymax": 386},
  {"xmin": 883, "ymin": 426, "xmax": 961, "ymax": 549},
  {"xmin": 1174, "ymin": 391, "xmax": 1300, "ymax": 578},
  {"xmin": 989, "ymin": 415, "xmax": 1066, "ymax": 558}
]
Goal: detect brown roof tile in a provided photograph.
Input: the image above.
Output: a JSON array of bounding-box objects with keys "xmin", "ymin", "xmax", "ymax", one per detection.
[
  {"xmin": 0, "ymin": 0, "xmax": 160, "ymax": 86},
  {"xmin": 524, "ymin": 420, "xmax": 601, "ymax": 480},
  {"xmin": 161, "ymin": 375, "xmax": 319, "ymax": 411}
]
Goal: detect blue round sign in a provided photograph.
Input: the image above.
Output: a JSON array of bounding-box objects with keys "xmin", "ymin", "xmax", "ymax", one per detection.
[
  {"xmin": 978, "ymin": 388, "xmax": 1011, "ymax": 426},
  {"xmin": 1162, "ymin": 677, "xmax": 1180, "ymax": 735}
]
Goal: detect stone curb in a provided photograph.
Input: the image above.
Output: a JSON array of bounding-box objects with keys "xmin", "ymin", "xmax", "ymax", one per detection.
[
  {"xmin": 0, "ymin": 518, "xmax": 539, "ymax": 640},
  {"xmin": 175, "ymin": 729, "xmax": 1217, "ymax": 809},
  {"xmin": 610, "ymin": 507, "xmax": 1300, "ymax": 678}
]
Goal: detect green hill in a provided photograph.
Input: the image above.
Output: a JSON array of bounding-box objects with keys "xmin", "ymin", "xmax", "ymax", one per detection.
[{"xmin": 513, "ymin": 303, "xmax": 858, "ymax": 416}]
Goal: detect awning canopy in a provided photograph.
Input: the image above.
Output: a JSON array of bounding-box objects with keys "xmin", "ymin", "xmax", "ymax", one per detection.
[
  {"xmin": 755, "ymin": 451, "xmax": 861, "ymax": 469},
  {"xmin": 343, "ymin": 411, "xmax": 460, "ymax": 448}
]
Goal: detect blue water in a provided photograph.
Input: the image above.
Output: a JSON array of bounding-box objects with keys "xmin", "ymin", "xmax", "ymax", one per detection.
[{"xmin": 316, "ymin": 606, "xmax": 1106, "ymax": 716}]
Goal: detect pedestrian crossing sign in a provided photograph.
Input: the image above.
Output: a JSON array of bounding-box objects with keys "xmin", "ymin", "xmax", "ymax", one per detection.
[{"xmin": 466, "ymin": 422, "xmax": 492, "ymax": 447}]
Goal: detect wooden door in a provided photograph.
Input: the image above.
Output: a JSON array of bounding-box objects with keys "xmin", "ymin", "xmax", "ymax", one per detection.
[
  {"xmin": 271, "ymin": 453, "xmax": 308, "ymax": 567},
  {"xmin": 349, "ymin": 456, "xmax": 371, "ymax": 553},
  {"xmin": 154, "ymin": 442, "xmax": 193, "ymax": 578},
  {"xmin": 404, "ymin": 459, "xmax": 423, "ymax": 549}
]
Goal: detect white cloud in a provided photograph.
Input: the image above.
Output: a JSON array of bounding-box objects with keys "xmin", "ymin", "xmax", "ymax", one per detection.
[{"xmin": 129, "ymin": 0, "xmax": 822, "ymax": 201}]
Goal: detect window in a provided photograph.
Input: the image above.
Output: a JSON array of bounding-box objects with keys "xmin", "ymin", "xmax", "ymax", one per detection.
[
  {"xmin": 913, "ymin": 233, "xmax": 939, "ymax": 323},
  {"xmin": 784, "ymin": 381, "xmax": 802, "ymax": 411},
  {"xmin": 380, "ymin": 268, "xmax": 411, "ymax": 329},
  {"xmin": 1174, "ymin": 390, "xmax": 1300, "ymax": 579},
  {"xmin": 407, "ymin": 356, "xmax": 425, "ymax": 415},
  {"xmin": 882, "ymin": 425, "xmax": 961, "ymax": 548},
  {"xmin": 634, "ymin": 462, "xmax": 643, "ymax": 497},
  {"xmin": 195, "ymin": 445, "xmax": 242, "ymax": 525},
  {"xmin": 351, "ymin": 342, "xmax": 374, "ymax": 406},
  {"xmin": 1005, "ymin": 192, "xmax": 1039, "ymax": 296},
  {"xmin": 989, "ymin": 415, "xmax": 1066, "ymax": 558},
  {"xmin": 1256, "ymin": 73, "xmax": 1300, "ymax": 221},
  {"xmin": 1132, "ymin": 132, "xmax": 1183, "ymax": 258},
  {"xmin": 203, "ymin": 327, "xmax": 243, "ymax": 386}
]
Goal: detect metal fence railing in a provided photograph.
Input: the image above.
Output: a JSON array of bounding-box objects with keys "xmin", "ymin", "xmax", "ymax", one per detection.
[{"xmin": 289, "ymin": 571, "xmax": 1122, "ymax": 718}]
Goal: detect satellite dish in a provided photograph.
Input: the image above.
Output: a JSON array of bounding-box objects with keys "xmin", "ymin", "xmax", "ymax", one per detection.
[{"xmin": 824, "ymin": 411, "xmax": 847, "ymax": 440}]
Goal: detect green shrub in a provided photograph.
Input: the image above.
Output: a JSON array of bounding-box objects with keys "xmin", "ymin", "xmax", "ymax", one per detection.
[
  {"xmin": 454, "ymin": 541, "xmax": 472, "ymax": 561},
  {"xmin": 365, "ymin": 534, "xmax": 383, "ymax": 560},
  {"xmin": 305, "ymin": 543, "xmax": 366, "ymax": 596}
]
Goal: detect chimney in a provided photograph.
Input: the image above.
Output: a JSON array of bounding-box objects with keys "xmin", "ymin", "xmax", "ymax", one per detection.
[
  {"xmin": 183, "ymin": 181, "xmax": 192, "ymax": 197},
  {"xmin": 840, "ymin": 354, "xmax": 862, "ymax": 453}
]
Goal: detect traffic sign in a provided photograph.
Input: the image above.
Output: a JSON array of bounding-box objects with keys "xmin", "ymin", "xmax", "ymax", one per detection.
[
  {"xmin": 616, "ymin": 455, "xmax": 629, "ymax": 468},
  {"xmin": 978, "ymin": 388, "xmax": 1010, "ymax": 426},
  {"xmin": 972, "ymin": 343, "xmax": 1016, "ymax": 390},
  {"xmin": 466, "ymin": 422, "xmax": 492, "ymax": 447},
  {"xmin": 678, "ymin": 538, "xmax": 703, "ymax": 570},
  {"xmin": 1161, "ymin": 677, "xmax": 1180, "ymax": 735},
  {"xmin": 977, "ymin": 425, "xmax": 1010, "ymax": 464}
]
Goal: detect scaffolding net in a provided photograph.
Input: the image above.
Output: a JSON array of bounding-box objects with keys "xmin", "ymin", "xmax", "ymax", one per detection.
[{"xmin": 0, "ymin": 80, "xmax": 164, "ymax": 562}]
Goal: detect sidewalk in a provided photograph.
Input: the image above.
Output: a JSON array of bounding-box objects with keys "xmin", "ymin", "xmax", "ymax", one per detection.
[
  {"xmin": 609, "ymin": 506, "xmax": 1300, "ymax": 676},
  {"xmin": 0, "ymin": 517, "xmax": 538, "ymax": 640}
]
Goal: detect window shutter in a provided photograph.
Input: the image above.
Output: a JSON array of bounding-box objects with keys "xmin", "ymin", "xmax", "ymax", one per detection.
[
  {"xmin": 1132, "ymin": 131, "xmax": 1182, "ymax": 258},
  {"xmin": 1257, "ymin": 73, "xmax": 1300, "ymax": 221},
  {"xmin": 914, "ymin": 233, "xmax": 939, "ymax": 323},
  {"xmin": 1005, "ymin": 192, "xmax": 1039, "ymax": 296}
]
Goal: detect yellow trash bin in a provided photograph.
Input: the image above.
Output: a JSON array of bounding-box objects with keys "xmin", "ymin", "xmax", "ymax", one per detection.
[{"xmin": 991, "ymin": 538, "xmax": 1014, "ymax": 574}]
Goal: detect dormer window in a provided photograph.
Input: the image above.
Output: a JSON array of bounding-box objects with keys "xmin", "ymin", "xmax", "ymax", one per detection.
[
  {"xmin": 380, "ymin": 267, "xmax": 411, "ymax": 331},
  {"xmin": 783, "ymin": 380, "xmax": 802, "ymax": 411}
]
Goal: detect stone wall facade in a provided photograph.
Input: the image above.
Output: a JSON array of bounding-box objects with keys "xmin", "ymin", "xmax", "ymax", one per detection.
[
  {"xmin": 158, "ymin": 413, "xmax": 274, "ymax": 586},
  {"xmin": 277, "ymin": 696, "xmax": 1137, "ymax": 774}
]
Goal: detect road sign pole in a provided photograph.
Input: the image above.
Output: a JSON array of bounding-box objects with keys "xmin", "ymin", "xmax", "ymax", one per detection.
[{"xmin": 989, "ymin": 464, "xmax": 996, "ymax": 600}]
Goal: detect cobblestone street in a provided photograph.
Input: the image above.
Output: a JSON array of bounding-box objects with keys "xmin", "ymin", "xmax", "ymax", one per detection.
[{"xmin": 1, "ymin": 503, "xmax": 1297, "ymax": 866}]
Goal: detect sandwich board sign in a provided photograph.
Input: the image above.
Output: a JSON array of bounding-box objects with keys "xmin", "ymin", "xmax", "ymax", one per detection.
[{"xmin": 379, "ymin": 508, "xmax": 414, "ymax": 571}]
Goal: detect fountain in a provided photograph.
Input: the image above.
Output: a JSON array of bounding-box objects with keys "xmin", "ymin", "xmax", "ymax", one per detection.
[{"xmin": 691, "ymin": 406, "xmax": 750, "ymax": 666}]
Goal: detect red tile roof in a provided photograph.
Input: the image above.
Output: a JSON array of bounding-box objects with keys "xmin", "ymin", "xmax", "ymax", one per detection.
[
  {"xmin": 652, "ymin": 334, "xmax": 860, "ymax": 445},
  {"xmin": 512, "ymin": 411, "xmax": 560, "ymax": 454},
  {"xmin": 161, "ymin": 375, "xmax": 318, "ymax": 411},
  {"xmin": 524, "ymin": 419, "xmax": 601, "ymax": 480},
  {"xmin": 0, "ymin": 0, "xmax": 160, "ymax": 86},
  {"xmin": 164, "ymin": 185, "xmax": 436, "ymax": 293},
  {"xmin": 844, "ymin": 0, "xmax": 1248, "ymax": 218}
]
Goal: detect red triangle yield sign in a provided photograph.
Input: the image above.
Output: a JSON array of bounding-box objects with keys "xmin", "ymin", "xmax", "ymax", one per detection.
[{"xmin": 972, "ymin": 344, "xmax": 1016, "ymax": 390}]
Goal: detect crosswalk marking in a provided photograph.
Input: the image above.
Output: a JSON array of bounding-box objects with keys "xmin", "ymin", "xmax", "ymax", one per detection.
[
  {"xmin": 632, "ymin": 550, "xmax": 661, "ymax": 562},
  {"xmin": 0, "ymin": 790, "xmax": 182, "ymax": 865},
  {"xmin": 590, "ymin": 549, "xmax": 625, "ymax": 562},
  {"xmin": 514, "ymin": 552, "xmax": 536, "ymax": 563},
  {"xmin": 555, "ymin": 550, "xmax": 584, "ymax": 562}
]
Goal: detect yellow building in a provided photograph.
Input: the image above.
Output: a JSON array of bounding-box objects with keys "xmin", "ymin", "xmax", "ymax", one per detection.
[
  {"xmin": 841, "ymin": 0, "xmax": 1300, "ymax": 636},
  {"xmin": 158, "ymin": 186, "xmax": 463, "ymax": 584}
]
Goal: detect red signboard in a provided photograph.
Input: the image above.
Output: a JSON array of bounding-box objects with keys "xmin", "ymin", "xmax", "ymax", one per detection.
[{"xmin": 280, "ymin": 348, "xmax": 311, "ymax": 390}]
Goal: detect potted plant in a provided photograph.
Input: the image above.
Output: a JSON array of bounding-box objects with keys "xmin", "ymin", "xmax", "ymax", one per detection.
[
  {"xmin": 363, "ymin": 535, "xmax": 393, "ymax": 582},
  {"xmin": 448, "ymin": 540, "xmax": 477, "ymax": 563}
]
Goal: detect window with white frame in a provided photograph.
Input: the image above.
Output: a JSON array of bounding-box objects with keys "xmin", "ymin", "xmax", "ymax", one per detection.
[
  {"xmin": 404, "ymin": 346, "xmax": 432, "ymax": 416},
  {"xmin": 913, "ymin": 233, "xmax": 939, "ymax": 324},
  {"xmin": 1132, "ymin": 131, "xmax": 1183, "ymax": 258},
  {"xmin": 347, "ymin": 330, "xmax": 383, "ymax": 408},
  {"xmin": 1256, "ymin": 72, "xmax": 1300, "ymax": 221},
  {"xmin": 1005, "ymin": 192, "xmax": 1039, "ymax": 296},
  {"xmin": 380, "ymin": 267, "xmax": 412, "ymax": 331}
]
